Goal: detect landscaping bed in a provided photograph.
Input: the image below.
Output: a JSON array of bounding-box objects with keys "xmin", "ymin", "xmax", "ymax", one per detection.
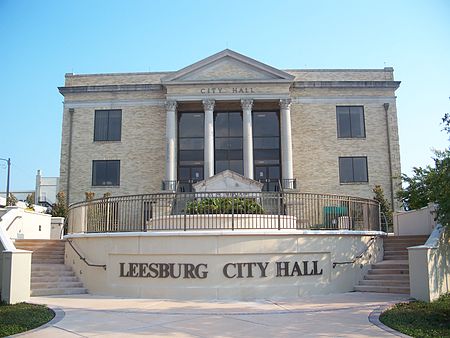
[
  {"xmin": 0, "ymin": 302, "xmax": 54, "ymax": 337},
  {"xmin": 380, "ymin": 294, "xmax": 450, "ymax": 338}
]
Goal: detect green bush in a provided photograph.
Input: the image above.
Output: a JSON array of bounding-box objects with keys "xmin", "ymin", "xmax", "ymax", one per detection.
[{"xmin": 185, "ymin": 197, "xmax": 264, "ymax": 214}]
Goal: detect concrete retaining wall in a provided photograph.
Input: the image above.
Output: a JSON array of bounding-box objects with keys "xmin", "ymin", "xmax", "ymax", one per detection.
[{"xmin": 65, "ymin": 230, "xmax": 384, "ymax": 299}]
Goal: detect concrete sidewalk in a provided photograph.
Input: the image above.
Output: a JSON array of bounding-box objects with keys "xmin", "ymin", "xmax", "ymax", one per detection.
[{"xmin": 18, "ymin": 292, "xmax": 408, "ymax": 337}]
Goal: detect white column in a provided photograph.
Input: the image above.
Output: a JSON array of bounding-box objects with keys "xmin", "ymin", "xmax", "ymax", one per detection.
[
  {"xmin": 280, "ymin": 99, "xmax": 293, "ymax": 182},
  {"xmin": 241, "ymin": 99, "xmax": 254, "ymax": 179},
  {"xmin": 203, "ymin": 99, "xmax": 215, "ymax": 178},
  {"xmin": 165, "ymin": 100, "xmax": 177, "ymax": 185}
]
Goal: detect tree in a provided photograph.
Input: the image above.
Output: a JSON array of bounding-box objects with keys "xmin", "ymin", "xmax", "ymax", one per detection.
[
  {"xmin": 373, "ymin": 185, "xmax": 392, "ymax": 231},
  {"xmin": 6, "ymin": 193, "xmax": 17, "ymax": 206},
  {"xmin": 52, "ymin": 191, "xmax": 68, "ymax": 217},
  {"xmin": 397, "ymin": 114, "xmax": 450, "ymax": 226},
  {"xmin": 25, "ymin": 193, "xmax": 35, "ymax": 211}
]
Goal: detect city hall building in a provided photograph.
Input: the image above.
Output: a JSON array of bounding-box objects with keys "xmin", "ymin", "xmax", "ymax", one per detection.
[
  {"xmin": 58, "ymin": 49, "xmax": 401, "ymax": 207},
  {"xmin": 54, "ymin": 49, "xmax": 407, "ymax": 299}
]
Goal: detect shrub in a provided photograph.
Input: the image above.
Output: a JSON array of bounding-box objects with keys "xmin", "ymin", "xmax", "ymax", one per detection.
[{"xmin": 185, "ymin": 197, "xmax": 264, "ymax": 214}]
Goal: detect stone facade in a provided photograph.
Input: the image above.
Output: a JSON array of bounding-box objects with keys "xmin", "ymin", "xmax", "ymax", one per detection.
[{"xmin": 59, "ymin": 49, "xmax": 401, "ymax": 207}]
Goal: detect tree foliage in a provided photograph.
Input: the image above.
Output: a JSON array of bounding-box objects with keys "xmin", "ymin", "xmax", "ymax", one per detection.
[
  {"xmin": 25, "ymin": 193, "xmax": 35, "ymax": 211},
  {"xmin": 6, "ymin": 193, "xmax": 17, "ymax": 206},
  {"xmin": 51, "ymin": 191, "xmax": 68, "ymax": 217},
  {"xmin": 373, "ymin": 185, "xmax": 392, "ymax": 231},
  {"xmin": 397, "ymin": 114, "xmax": 450, "ymax": 226}
]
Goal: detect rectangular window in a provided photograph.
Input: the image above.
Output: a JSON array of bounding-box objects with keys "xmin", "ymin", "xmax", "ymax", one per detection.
[
  {"xmin": 214, "ymin": 112, "xmax": 243, "ymax": 175},
  {"xmin": 92, "ymin": 160, "xmax": 120, "ymax": 186},
  {"xmin": 94, "ymin": 109, "xmax": 122, "ymax": 141},
  {"xmin": 336, "ymin": 106, "xmax": 365, "ymax": 138},
  {"xmin": 339, "ymin": 157, "xmax": 368, "ymax": 183}
]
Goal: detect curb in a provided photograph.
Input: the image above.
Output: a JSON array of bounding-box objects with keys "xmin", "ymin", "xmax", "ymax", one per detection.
[
  {"xmin": 8, "ymin": 306, "xmax": 65, "ymax": 337},
  {"xmin": 368, "ymin": 302, "xmax": 412, "ymax": 338}
]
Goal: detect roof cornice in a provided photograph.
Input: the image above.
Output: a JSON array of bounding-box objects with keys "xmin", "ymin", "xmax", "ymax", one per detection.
[
  {"xmin": 58, "ymin": 84, "xmax": 163, "ymax": 95},
  {"xmin": 293, "ymin": 81, "xmax": 401, "ymax": 89}
]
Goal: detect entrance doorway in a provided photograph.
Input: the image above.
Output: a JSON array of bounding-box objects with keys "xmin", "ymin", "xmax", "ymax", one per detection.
[
  {"xmin": 178, "ymin": 166, "xmax": 203, "ymax": 192},
  {"xmin": 255, "ymin": 165, "xmax": 280, "ymax": 191}
]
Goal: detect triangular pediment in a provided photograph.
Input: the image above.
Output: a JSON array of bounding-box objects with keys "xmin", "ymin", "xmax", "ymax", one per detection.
[
  {"xmin": 162, "ymin": 49, "xmax": 294, "ymax": 84},
  {"xmin": 192, "ymin": 170, "xmax": 263, "ymax": 192}
]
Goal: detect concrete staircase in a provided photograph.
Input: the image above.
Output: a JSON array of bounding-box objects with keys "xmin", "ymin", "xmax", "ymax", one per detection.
[
  {"xmin": 354, "ymin": 235, "xmax": 428, "ymax": 294},
  {"xmin": 14, "ymin": 239, "xmax": 87, "ymax": 296}
]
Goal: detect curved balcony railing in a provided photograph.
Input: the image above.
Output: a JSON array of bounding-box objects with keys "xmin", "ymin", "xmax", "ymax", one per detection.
[{"xmin": 67, "ymin": 191, "xmax": 381, "ymax": 234}]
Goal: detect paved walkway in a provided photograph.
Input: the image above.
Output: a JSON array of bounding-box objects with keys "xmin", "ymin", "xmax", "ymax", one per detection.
[{"xmin": 20, "ymin": 292, "xmax": 409, "ymax": 337}]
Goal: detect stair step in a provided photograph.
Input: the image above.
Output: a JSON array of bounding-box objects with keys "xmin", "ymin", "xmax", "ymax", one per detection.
[
  {"xmin": 32, "ymin": 264, "xmax": 73, "ymax": 271},
  {"xmin": 384, "ymin": 249, "xmax": 408, "ymax": 254},
  {"xmin": 372, "ymin": 263, "xmax": 409, "ymax": 269},
  {"xmin": 354, "ymin": 285, "xmax": 410, "ymax": 294},
  {"xmin": 384, "ymin": 256, "xmax": 409, "ymax": 261},
  {"xmin": 32, "ymin": 281, "xmax": 84, "ymax": 289},
  {"xmin": 365, "ymin": 274, "xmax": 410, "ymax": 280},
  {"xmin": 368, "ymin": 268, "xmax": 409, "ymax": 275},
  {"xmin": 32, "ymin": 270, "xmax": 75, "ymax": 277},
  {"xmin": 359, "ymin": 280, "xmax": 409, "ymax": 287},
  {"xmin": 32, "ymin": 259, "xmax": 65, "ymax": 264},
  {"xmin": 31, "ymin": 287, "xmax": 87, "ymax": 297},
  {"xmin": 32, "ymin": 276, "xmax": 78, "ymax": 283}
]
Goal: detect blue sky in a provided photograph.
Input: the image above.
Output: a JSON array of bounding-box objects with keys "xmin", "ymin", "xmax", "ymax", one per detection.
[{"xmin": 0, "ymin": 0, "xmax": 449, "ymax": 191}]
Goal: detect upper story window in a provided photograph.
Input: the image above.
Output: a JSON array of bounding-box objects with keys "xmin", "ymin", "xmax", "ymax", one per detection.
[
  {"xmin": 336, "ymin": 106, "xmax": 365, "ymax": 138},
  {"xmin": 339, "ymin": 156, "xmax": 368, "ymax": 183},
  {"xmin": 94, "ymin": 109, "xmax": 122, "ymax": 141},
  {"xmin": 92, "ymin": 160, "xmax": 120, "ymax": 186}
]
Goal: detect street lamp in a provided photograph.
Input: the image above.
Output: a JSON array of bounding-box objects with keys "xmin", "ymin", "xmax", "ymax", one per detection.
[{"xmin": 0, "ymin": 158, "xmax": 11, "ymax": 206}]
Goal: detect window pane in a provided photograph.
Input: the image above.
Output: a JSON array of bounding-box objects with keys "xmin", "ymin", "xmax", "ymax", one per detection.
[
  {"xmin": 228, "ymin": 150, "xmax": 243, "ymax": 160},
  {"xmin": 228, "ymin": 138, "xmax": 243, "ymax": 149},
  {"xmin": 179, "ymin": 167, "xmax": 190, "ymax": 180},
  {"xmin": 254, "ymin": 149, "xmax": 280, "ymax": 161},
  {"xmin": 254, "ymin": 137, "xmax": 279, "ymax": 149},
  {"xmin": 353, "ymin": 157, "xmax": 368, "ymax": 182},
  {"xmin": 92, "ymin": 160, "xmax": 119, "ymax": 186},
  {"xmin": 180, "ymin": 138, "xmax": 204, "ymax": 150},
  {"xmin": 229, "ymin": 160, "xmax": 243, "ymax": 175},
  {"xmin": 106, "ymin": 161, "xmax": 120, "ymax": 185},
  {"xmin": 215, "ymin": 113, "xmax": 228, "ymax": 137},
  {"xmin": 179, "ymin": 150, "xmax": 203, "ymax": 162},
  {"xmin": 215, "ymin": 138, "xmax": 228, "ymax": 150},
  {"xmin": 350, "ymin": 107, "xmax": 365, "ymax": 138},
  {"xmin": 94, "ymin": 111, "xmax": 109, "ymax": 141},
  {"xmin": 92, "ymin": 161, "xmax": 106, "ymax": 185},
  {"xmin": 268, "ymin": 166, "xmax": 280, "ymax": 179},
  {"xmin": 228, "ymin": 113, "xmax": 242, "ymax": 136},
  {"xmin": 179, "ymin": 113, "xmax": 204, "ymax": 137},
  {"xmin": 108, "ymin": 110, "xmax": 122, "ymax": 141},
  {"xmin": 339, "ymin": 158, "xmax": 354, "ymax": 183},
  {"xmin": 215, "ymin": 150, "xmax": 228, "ymax": 161},
  {"xmin": 215, "ymin": 161, "xmax": 228, "ymax": 174},
  {"xmin": 253, "ymin": 112, "xmax": 279, "ymax": 137},
  {"xmin": 337, "ymin": 107, "xmax": 351, "ymax": 138}
]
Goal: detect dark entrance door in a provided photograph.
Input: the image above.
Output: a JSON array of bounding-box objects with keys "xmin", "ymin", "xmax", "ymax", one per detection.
[
  {"xmin": 178, "ymin": 166, "xmax": 203, "ymax": 192},
  {"xmin": 255, "ymin": 165, "xmax": 280, "ymax": 191}
]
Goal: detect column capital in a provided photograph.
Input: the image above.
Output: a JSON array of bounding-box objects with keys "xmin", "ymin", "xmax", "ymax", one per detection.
[
  {"xmin": 165, "ymin": 100, "xmax": 177, "ymax": 111},
  {"xmin": 279, "ymin": 98, "xmax": 292, "ymax": 110},
  {"xmin": 240, "ymin": 99, "xmax": 254, "ymax": 111},
  {"xmin": 202, "ymin": 99, "xmax": 215, "ymax": 111}
]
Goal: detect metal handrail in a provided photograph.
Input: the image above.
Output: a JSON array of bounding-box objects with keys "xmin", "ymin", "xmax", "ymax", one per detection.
[
  {"xmin": 67, "ymin": 191, "xmax": 381, "ymax": 234},
  {"xmin": 67, "ymin": 239, "xmax": 106, "ymax": 270},
  {"xmin": 332, "ymin": 236, "xmax": 379, "ymax": 268}
]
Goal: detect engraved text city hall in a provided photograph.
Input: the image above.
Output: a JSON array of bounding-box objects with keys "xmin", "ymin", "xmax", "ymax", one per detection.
[{"xmin": 119, "ymin": 260, "xmax": 324, "ymax": 279}]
